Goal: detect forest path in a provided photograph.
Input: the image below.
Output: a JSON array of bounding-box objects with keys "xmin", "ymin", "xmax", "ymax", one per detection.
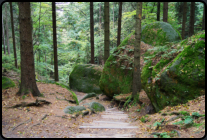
[{"xmin": 73, "ymin": 91, "xmax": 141, "ymax": 138}]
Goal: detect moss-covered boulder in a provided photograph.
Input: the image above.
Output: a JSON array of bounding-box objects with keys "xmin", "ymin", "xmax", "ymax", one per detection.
[
  {"xmin": 99, "ymin": 31, "xmax": 153, "ymax": 98},
  {"xmin": 141, "ymin": 21, "xmax": 180, "ymax": 46},
  {"xmin": 82, "ymin": 101, "xmax": 105, "ymax": 112},
  {"xmin": 69, "ymin": 64, "xmax": 103, "ymax": 94},
  {"xmin": 63, "ymin": 106, "xmax": 86, "ymax": 114},
  {"xmin": 141, "ymin": 31, "xmax": 205, "ymax": 112},
  {"xmin": 2, "ymin": 76, "xmax": 15, "ymax": 89}
]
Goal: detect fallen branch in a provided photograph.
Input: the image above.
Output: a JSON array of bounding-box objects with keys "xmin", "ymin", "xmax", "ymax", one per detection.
[
  {"xmin": 11, "ymin": 117, "xmax": 32, "ymax": 131},
  {"xmin": 29, "ymin": 123, "xmax": 40, "ymax": 129}
]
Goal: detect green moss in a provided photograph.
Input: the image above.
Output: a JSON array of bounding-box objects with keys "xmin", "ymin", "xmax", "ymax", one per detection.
[
  {"xmin": 2, "ymin": 76, "xmax": 15, "ymax": 89},
  {"xmin": 69, "ymin": 64, "xmax": 102, "ymax": 94},
  {"xmin": 118, "ymin": 31, "xmax": 135, "ymax": 48}
]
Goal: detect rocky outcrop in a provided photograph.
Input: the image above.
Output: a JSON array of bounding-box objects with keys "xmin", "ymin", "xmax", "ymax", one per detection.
[
  {"xmin": 100, "ymin": 22, "xmax": 204, "ymax": 113},
  {"xmin": 141, "ymin": 31, "xmax": 205, "ymax": 112},
  {"xmin": 69, "ymin": 64, "xmax": 103, "ymax": 94},
  {"xmin": 99, "ymin": 33, "xmax": 154, "ymax": 98}
]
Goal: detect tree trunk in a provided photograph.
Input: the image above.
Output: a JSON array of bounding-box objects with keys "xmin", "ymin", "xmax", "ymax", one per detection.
[
  {"xmin": 2, "ymin": 15, "xmax": 6, "ymax": 55},
  {"xmin": 157, "ymin": 2, "xmax": 160, "ymax": 21},
  {"xmin": 163, "ymin": 2, "xmax": 168, "ymax": 22},
  {"xmin": 181, "ymin": 2, "xmax": 187, "ymax": 40},
  {"xmin": 104, "ymin": 2, "xmax": 110, "ymax": 63},
  {"xmin": 189, "ymin": 2, "xmax": 195, "ymax": 37},
  {"xmin": 132, "ymin": 2, "xmax": 142, "ymax": 101},
  {"xmin": 202, "ymin": 4, "xmax": 205, "ymax": 30},
  {"xmin": 90, "ymin": 2, "xmax": 94, "ymax": 64},
  {"xmin": 52, "ymin": 2, "xmax": 59, "ymax": 81},
  {"xmin": 17, "ymin": 2, "xmax": 40, "ymax": 97},
  {"xmin": 10, "ymin": 2, "xmax": 18, "ymax": 68},
  {"xmin": 117, "ymin": 2, "xmax": 122, "ymax": 47},
  {"xmin": 5, "ymin": 2, "xmax": 10, "ymax": 55},
  {"xmin": 150, "ymin": 2, "xmax": 156, "ymax": 13}
]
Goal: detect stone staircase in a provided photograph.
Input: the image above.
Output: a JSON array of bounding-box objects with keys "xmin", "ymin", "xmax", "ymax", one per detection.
[{"xmin": 76, "ymin": 107, "xmax": 139, "ymax": 138}]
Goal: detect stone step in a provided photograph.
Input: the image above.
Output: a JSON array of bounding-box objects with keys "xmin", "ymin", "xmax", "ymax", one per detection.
[
  {"xmin": 105, "ymin": 110, "xmax": 124, "ymax": 114},
  {"xmin": 93, "ymin": 121, "xmax": 129, "ymax": 124},
  {"xmin": 81, "ymin": 123, "xmax": 130, "ymax": 127},
  {"xmin": 103, "ymin": 113, "xmax": 128, "ymax": 116},
  {"xmin": 101, "ymin": 115, "xmax": 128, "ymax": 119},
  {"xmin": 76, "ymin": 133, "xmax": 136, "ymax": 138},
  {"xmin": 105, "ymin": 108, "xmax": 117, "ymax": 110},
  {"xmin": 79, "ymin": 125, "xmax": 139, "ymax": 129}
]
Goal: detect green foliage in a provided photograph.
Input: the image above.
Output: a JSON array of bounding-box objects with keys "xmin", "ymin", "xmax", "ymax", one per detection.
[
  {"xmin": 2, "ymin": 76, "xmax": 15, "ymax": 89},
  {"xmin": 179, "ymin": 111, "xmax": 190, "ymax": 116}
]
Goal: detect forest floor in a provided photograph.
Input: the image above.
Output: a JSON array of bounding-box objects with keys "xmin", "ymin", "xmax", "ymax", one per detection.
[{"xmin": 2, "ymin": 69, "xmax": 205, "ymax": 138}]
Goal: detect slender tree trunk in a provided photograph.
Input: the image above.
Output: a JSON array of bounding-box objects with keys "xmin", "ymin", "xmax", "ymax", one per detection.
[
  {"xmin": 10, "ymin": 2, "xmax": 18, "ymax": 68},
  {"xmin": 202, "ymin": 4, "xmax": 205, "ymax": 30},
  {"xmin": 104, "ymin": 2, "xmax": 110, "ymax": 63},
  {"xmin": 163, "ymin": 2, "xmax": 168, "ymax": 22},
  {"xmin": 52, "ymin": 2, "xmax": 59, "ymax": 81},
  {"xmin": 181, "ymin": 2, "xmax": 187, "ymax": 40},
  {"xmin": 17, "ymin": 2, "xmax": 40, "ymax": 96},
  {"xmin": 117, "ymin": 2, "xmax": 122, "ymax": 47},
  {"xmin": 202, "ymin": 5, "xmax": 205, "ymax": 30},
  {"xmin": 189, "ymin": 2, "xmax": 195, "ymax": 37},
  {"xmin": 39, "ymin": 2, "xmax": 41, "ymax": 33},
  {"xmin": 150, "ymin": 2, "xmax": 156, "ymax": 13},
  {"xmin": 2, "ymin": 15, "xmax": 6, "ymax": 54},
  {"xmin": 5, "ymin": 2, "xmax": 10, "ymax": 55},
  {"xmin": 90, "ymin": 2, "xmax": 94, "ymax": 64},
  {"xmin": 157, "ymin": 2, "xmax": 160, "ymax": 21},
  {"xmin": 132, "ymin": 2, "xmax": 142, "ymax": 101}
]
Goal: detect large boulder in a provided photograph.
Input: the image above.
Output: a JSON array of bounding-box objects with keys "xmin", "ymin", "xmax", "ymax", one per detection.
[
  {"xmin": 69, "ymin": 64, "xmax": 103, "ymax": 94},
  {"xmin": 99, "ymin": 32, "xmax": 154, "ymax": 98},
  {"xmin": 141, "ymin": 21, "xmax": 180, "ymax": 46},
  {"xmin": 2, "ymin": 76, "xmax": 15, "ymax": 89},
  {"xmin": 141, "ymin": 31, "xmax": 205, "ymax": 112}
]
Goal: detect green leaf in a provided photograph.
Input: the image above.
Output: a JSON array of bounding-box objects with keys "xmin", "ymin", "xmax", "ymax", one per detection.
[{"xmin": 184, "ymin": 117, "xmax": 193, "ymax": 124}]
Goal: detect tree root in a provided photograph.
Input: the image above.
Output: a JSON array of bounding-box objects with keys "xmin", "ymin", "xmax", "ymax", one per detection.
[
  {"xmin": 11, "ymin": 117, "xmax": 32, "ymax": 131},
  {"xmin": 6, "ymin": 99, "xmax": 51, "ymax": 108}
]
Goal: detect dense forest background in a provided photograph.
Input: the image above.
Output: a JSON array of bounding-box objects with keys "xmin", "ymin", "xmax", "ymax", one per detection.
[{"xmin": 2, "ymin": 2, "xmax": 205, "ymax": 84}]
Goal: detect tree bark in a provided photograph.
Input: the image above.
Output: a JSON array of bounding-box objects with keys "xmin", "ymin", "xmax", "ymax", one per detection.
[
  {"xmin": 157, "ymin": 2, "xmax": 160, "ymax": 21},
  {"xmin": 17, "ymin": 2, "xmax": 40, "ymax": 96},
  {"xmin": 2, "ymin": 15, "xmax": 6, "ymax": 55},
  {"xmin": 202, "ymin": 4, "xmax": 205, "ymax": 30},
  {"xmin": 181, "ymin": 2, "xmax": 187, "ymax": 40},
  {"xmin": 117, "ymin": 2, "xmax": 122, "ymax": 47},
  {"xmin": 5, "ymin": 2, "xmax": 10, "ymax": 55},
  {"xmin": 132, "ymin": 2, "xmax": 142, "ymax": 101},
  {"xmin": 163, "ymin": 2, "xmax": 168, "ymax": 22},
  {"xmin": 104, "ymin": 2, "xmax": 110, "ymax": 63},
  {"xmin": 90, "ymin": 2, "xmax": 94, "ymax": 64},
  {"xmin": 189, "ymin": 2, "xmax": 195, "ymax": 37},
  {"xmin": 10, "ymin": 2, "xmax": 18, "ymax": 68},
  {"xmin": 52, "ymin": 2, "xmax": 59, "ymax": 81}
]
